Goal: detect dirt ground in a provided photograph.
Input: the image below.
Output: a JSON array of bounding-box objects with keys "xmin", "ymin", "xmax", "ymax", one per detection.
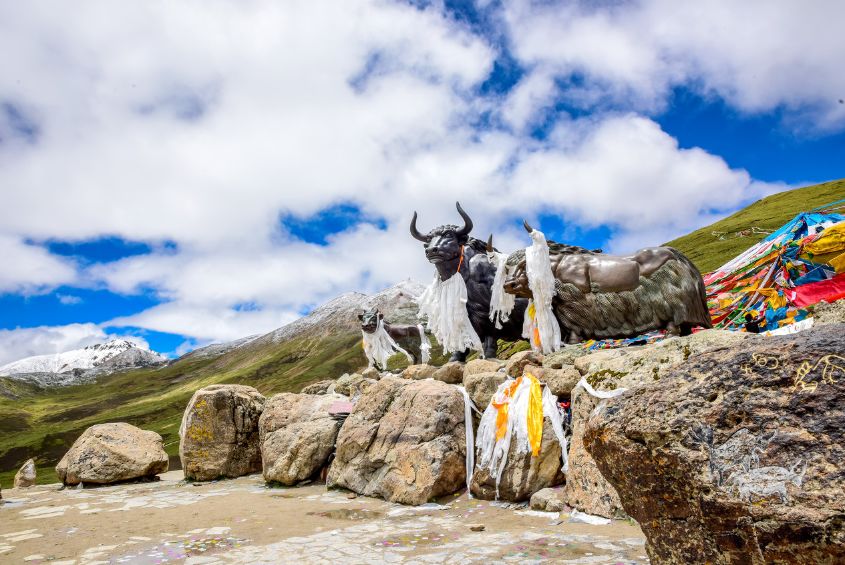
[{"xmin": 0, "ymin": 471, "xmax": 648, "ymax": 564}]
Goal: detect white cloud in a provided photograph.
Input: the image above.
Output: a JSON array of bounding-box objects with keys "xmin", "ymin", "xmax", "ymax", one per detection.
[
  {"xmin": 0, "ymin": 0, "xmax": 817, "ymax": 344},
  {"xmin": 503, "ymin": 0, "xmax": 845, "ymax": 130},
  {"xmin": 0, "ymin": 323, "xmax": 143, "ymax": 366},
  {"xmin": 0, "ymin": 235, "xmax": 77, "ymax": 293}
]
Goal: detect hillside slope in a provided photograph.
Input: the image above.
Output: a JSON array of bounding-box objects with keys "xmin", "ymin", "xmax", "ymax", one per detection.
[
  {"xmin": 0, "ymin": 280, "xmax": 453, "ymax": 486},
  {"xmin": 666, "ymin": 178, "xmax": 845, "ymax": 272}
]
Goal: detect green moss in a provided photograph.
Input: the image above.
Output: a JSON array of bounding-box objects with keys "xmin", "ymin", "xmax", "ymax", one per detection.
[
  {"xmin": 586, "ymin": 369, "xmax": 628, "ymax": 390},
  {"xmin": 665, "ymin": 179, "xmax": 845, "ymax": 272}
]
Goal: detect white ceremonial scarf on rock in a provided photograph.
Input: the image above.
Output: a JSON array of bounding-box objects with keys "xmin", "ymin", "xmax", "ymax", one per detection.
[
  {"xmin": 418, "ymin": 271, "xmax": 483, "ymax": 355},
  {"xmin": 523, "ymin": 229, "xmax": 562, "ymax": 354},
  {"xmin": 417, "ymin": 324, "xmax": 431, "ymax": 364},
  {"xmin": 487, "ymin": 251, "xmax": 516, "ymax": 329},
  {"xmin": 362, "ymin": 318, "xmax": 413, "ymax": 368}
]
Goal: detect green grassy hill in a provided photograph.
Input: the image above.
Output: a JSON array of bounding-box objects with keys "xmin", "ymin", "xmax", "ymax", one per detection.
[{"xmin": 666, "ymin": 178, "xmax": 845, "ymax": 272}]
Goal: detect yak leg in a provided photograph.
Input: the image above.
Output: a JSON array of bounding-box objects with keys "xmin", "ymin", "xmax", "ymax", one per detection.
[
  {"xmin": 666, "ymin": 322, "xmax": 680, "ymax": 336},
  {"xmin": 567, "ymin": 330, "xmax": 582, "ymax": 345},
  {"xmin": 450, "ymin": 349, "xmax": 469, "ymax": 363},
  {"xmin": 483, "ymin": 336, "xmax": 498, "ymax": 360},
  {"xmin": 679, "ymin": 322, "xmax": 693, "ymax": 337}
]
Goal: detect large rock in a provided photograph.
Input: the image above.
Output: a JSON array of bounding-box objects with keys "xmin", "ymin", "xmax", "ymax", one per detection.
[
  {"xmin": 402, "ymin": 364, "xmax": 437, "ymax": 380},
  {"xmin": 432, "ymin": 361, "xmax": 464, "ymax": 384},
  {"xmin": 259, "ymin": 393, "xmax": 346, "ymax": 485},
  {"xmin": 56, "ymin": 423, "xmax": 168, "ymax": 486},
  {"xmin": 327, "ymin": 376, "xmax": 466, "ymax": 505},
  {"xmin": 813, "ymin": 299, "xmax": 845, "ymax": 325},
  {"xmin": 179, "ymin": 384, "xmax": 265, "ymax": 481},
  {"xmin": 530, "ymin": 487, "xmax": 566, "ymax": 512},
  {"xmin": 584, "ymin": 323, "xmax": 845, "ymax": 564},
  {"xmin": 333, "ymin": 373, "xmax": 364, "ymax": 396},
  {"xmin": 563, "ymin": 329, "xmax": 751, "ymax": 518},
  {"xmin": 543, "ymin": 345, "xmax": 590, "ymax": 369},
  {"xmin": 463, "ymin": 358, "xmax": 503, "ymax": 378},
  {"xmin": 505, "ymin": 350, "xmax": 543, "ymax": 378},
  {"xmin": 14, "ymin": 458, "xmax": 36, "ymax": 488},
  {"xmin": 361, "ymin": 367, "xmax": 381, "ymax": 380},
  {"xmin": 463, "ymin": 371, "xmax": 507, "ymax": 409},
  {"xmin": 471, "ymin": 416, "xmax": 565, "ymax": 502}
]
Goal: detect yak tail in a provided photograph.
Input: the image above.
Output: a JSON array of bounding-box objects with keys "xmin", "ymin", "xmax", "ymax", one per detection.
[{"xmin": 666, "ymin": 247, "xmax": 712, "ymax": 329}]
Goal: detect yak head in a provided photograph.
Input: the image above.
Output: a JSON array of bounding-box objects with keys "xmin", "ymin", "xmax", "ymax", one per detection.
[
  {"xmin": 358, "ymin": 308, "xmax": 383, "ymax": 333},
  {"xmin": 502, "ymin": 249, "xmax": 532, "ymax": 298},
  {"xmin": 409, "ymin": 202, "xmax": 474, "ymax": 274}
]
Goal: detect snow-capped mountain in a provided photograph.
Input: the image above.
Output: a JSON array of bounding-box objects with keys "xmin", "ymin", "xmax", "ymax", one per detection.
[{"xmin": 0, "ymin": 339, "xmax": 167, "ymax": 378}]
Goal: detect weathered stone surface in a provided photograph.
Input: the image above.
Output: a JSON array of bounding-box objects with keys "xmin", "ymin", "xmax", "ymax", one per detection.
[
  {"xmin": 14, "ymin": 458, "xmax": 36, "ymax": 488},
  {"xmin": 327, "ymin": 376, "xmax": 466, "ymax": 505},
  {"xmin": 56, "ymin": 423, "xmax": 168, "ymax": 485},
  {"xmin": 542, "ymin": 345, "xmax": 590, "ymax": 369},
  {"xmin": 813, "ymin": 299, "xmax": 845, "ymax": 325},
  {"xmin": 259, "ymin": 393, "xmax": 346, "ymax": 485},
  {"xmin": 463, "ymin": 358, "xmax": 503, "ymax": 378},
  {"xmin": 505, "ymin": 350, "xmax": 543, "ymax": 378},
  {"xmin": 471, "ymin": 417, "xmax": 565, "ymax": 502},
  {"xmin": 301, "ymin": 380, "xmax": 334, "ymax": 395},
  {"xmin": 361, "ymin": 367, "xmax": 381, "ymax": 380},
  {"xmin": 334, "ymin": 373, "xmax": 365, "ymax": 396},
  {"xmin": 585, "ymin": 323, "xmax": 845, "ymax": 564},
  {"xmin": 179, "ymin": 384, "xmax": 265, "ymax": 481},
  {"xmin": 564, "ymin": 329, "xmax": 753, "ymax": 519},
  {"xmin": 530, "ymin": 487, "xmax": 566, "ymax": 512},
  {"xmin": 524, "ymin": 364, "xmax": 580, "ymax": 396},
  {"xmin": 401, "ymin": 364, "xmax": 437, "ymax": 380},
  {"xmin": 432, "ymin": 361, "xmax": 464, "ymax": 384},
  {"xmin": 463, "ymin": 371, "xmax": 507, "ymax": 409}
]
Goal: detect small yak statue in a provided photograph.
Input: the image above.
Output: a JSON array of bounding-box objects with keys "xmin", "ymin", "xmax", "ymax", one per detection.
[{"xmin": 358, "ymin": 308, "xmax": 429, "ymax": 369}]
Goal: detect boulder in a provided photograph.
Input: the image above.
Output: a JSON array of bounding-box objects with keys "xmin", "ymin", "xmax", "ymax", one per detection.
[
  {"xmin": 432, "ymin": 361, "xmax": 464, "ymax": 384},
  {"xmin": 524, "ymin": 364, "xmax": 581, "ymax": 396},
  {"xmin": 14, "ymin": 458, "xmax": 36, "ymax": 488},
  {"xmin": 402, "ymin": 364, "xmax": 438, "ymax": 380},
  {"xmin": 563, "ymin": 329, "xmax": 752, "ymax": 518},
  {"xmin": 505, "ymin": 350, "xmax": 543, "ymax": 378},
  {"xmin": 301, "ymin": 380, "xmax": 334, "ymax": 395},
  {"xmin": 584, "ymin": 323, "xmax": 845, "ymax": 564},
  {"xmin": 334, "ymin": 373, "xmax": 365, "ymax": 396},
  {"xmin": 543, "ymin": 345, "xmax": 590, "ymax": 369},
  {"xmin": 813, "ymin": 299, "xmax": 845, "ymax": 325},
  {"xmin": 327, "ymin": 376, "xmax": 466, "ymax": 505},
  {"xmin": 179, "ymin": 384, "xmax": 265, "ymax": 481},
  {"xmin": 361, "ymin": 367, "xmax": 381, "ymax": 380},
  {"xmin": 56, "ymin": 423, "xmax": 168, "ymax": 485},
  {"xmin": 463, "ymin": 371, "xmax": 507, "ymax": 409},
  {"xmin": 463, "ymin": 359, "xmax": 503, "ymax": 378},
  {"xmin": 530, "ymin": 487, "xmax": 566, "ymax": 512},
  {"xmin": 259, "ymin": 393, "xmax": 346, "ymax": 485},
  {"xmin": 471, "ymin": 416, "xmax": 565, "ymax": 502}
]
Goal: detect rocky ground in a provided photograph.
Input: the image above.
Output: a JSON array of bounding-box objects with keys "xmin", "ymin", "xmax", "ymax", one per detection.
[{"xmin": 0, "ymin": 471, "xmax": 647, "ymax": 564}]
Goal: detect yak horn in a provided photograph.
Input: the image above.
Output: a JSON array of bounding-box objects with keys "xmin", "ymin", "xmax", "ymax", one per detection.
[
  {"xmin": 410, "ymin": 211, "xmax": 428, "ymax": 242},
  {"xmin": 523, "ymin": 219, "xmax": 534, "ymax": 234},
  {"xmin": 486, "ymin": 234, "xmax": 494, "ymax": 253},
  {"xmin": 455, "ymin": 202, "xmax": 473, "ymax": 237}
]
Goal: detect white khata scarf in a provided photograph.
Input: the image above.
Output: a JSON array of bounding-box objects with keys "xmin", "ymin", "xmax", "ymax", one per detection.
[
  {"xmin": 487, "ymin": 251, "xmax": 516, "ymax": 329},
  {"xmin": 417, "ymin": 252, "xmax": 483, "ymax": 355},
  {"xmin": 522, "ymin": 229, "xmax": 562, "ymax": 354},
  {"xmin": 362, "ymin": 318, "xmax": 413, "ymax": 368},
  {"xmin": 417, "ymin": 324, "xmax": 431, "ymax": 364}
]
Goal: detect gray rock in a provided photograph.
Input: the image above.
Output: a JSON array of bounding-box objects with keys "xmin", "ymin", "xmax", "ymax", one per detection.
[
  {"xmin": 530, "ymin": 487, "xmax": 566, "ymax": 512},
  {"xmin": 179, "ymin": 384, "xmax": 265, "ymax": 481},
  {"xmin": 14, "ymin": 458, "xmax": 36, "ymax": 488},
  {"xmin": 56, "ymin": 423, "xmax": 168, "ymax": 485},
  {"xmin": 432, "ymin": 361, "xmax": 464, "ymax": 384},
  {"xmin": 259, "ymin": 393, "xmax": 346, "ymax": 485},
  {"xmin": 327, "ymin": 376, "xmax": 466, "ymax": 505},
  {"xmin": 334, "ymin": 373, "xmax": 365, "ymax": 396},
  {"xmin": 524, "ymin": 364, "xmax": 581, "ymax": 396},
  {"xmin": 585, "ymin": 323, "xmax": 845, "ymax": 564},
  {"xmin": 542, "ymin": 345, "xmax": 590, "ymax": 369},
  {"xmin": 812, "ymin": 299, "xmax": 845, "ymax": 326},
  {"xmin": 505, "ymin": 350, "xmax": 543, "ymax": 378},
  {"xmin": 463, "ymin": 359, "xmax": 503, "ymax": 378},
  {"xmin": 361, "ymin": 367, "xmax": 381, "ymax": 380},
  {"xmin": 402, "ymin": 364, "xmax": 438, "ymax": 380},
  {"xmin": 462, "ymin": 371, "xmax": 507, "ymax": 409},
  {"xmin": 301, "ymin": 380, "xmax": 334, "ymax": 395}
]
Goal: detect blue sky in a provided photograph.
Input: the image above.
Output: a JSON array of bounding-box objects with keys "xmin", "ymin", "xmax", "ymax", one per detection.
[{"xmin": 0, "ymin": 0, "xmax": 843, "ymax": 363}]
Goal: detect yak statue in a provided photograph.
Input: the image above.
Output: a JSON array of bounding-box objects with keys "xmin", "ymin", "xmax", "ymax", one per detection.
[
  {"xmin": 358, "ymin": 307, "xmax": 428, "ymax": 367},
  {"xmin": 411, "ymin": 203, "xmax": 527, "ymax": 361},
  {"xmin": 502, "ymin": 221, "xmax": 712, "ymax": 343}
]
